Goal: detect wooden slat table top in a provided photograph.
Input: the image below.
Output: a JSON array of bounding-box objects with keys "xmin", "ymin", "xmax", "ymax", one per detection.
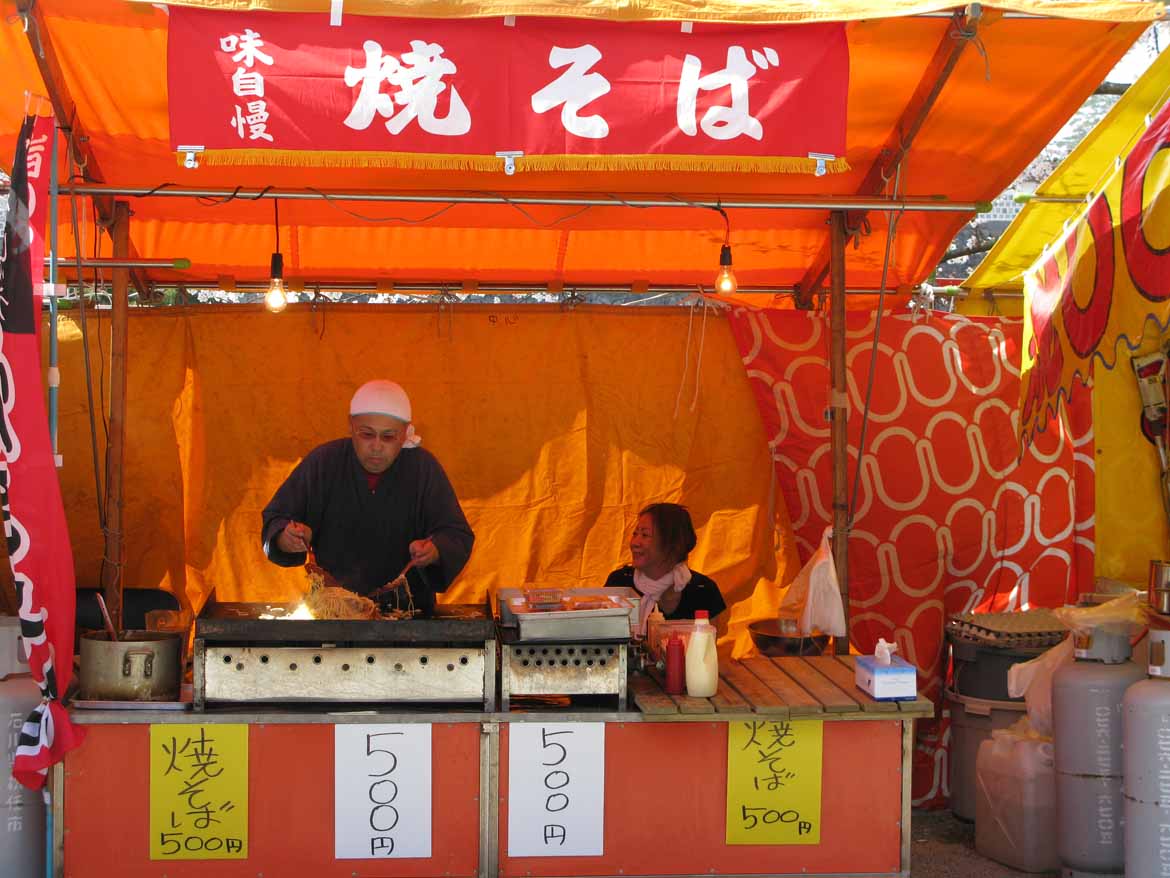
[
  {"xmin": 647, "ymin": 668, "xmax": 716, "ymax": 714},
  {"xmin": 740, "ymin": 657, "xmax": 823, "ymax": 716},
  {"xmin": 625, "ymin": 656, "xmax": 933, "ymax": 720},
  {"xmin": 804, "ymin": 656, "xmax": 899, "ymax": 713},
  {"xmin": 835, "ymin": 655, "xmax": 935, "ymax": 717},
  {"xmin": 719, "ymin": 661, "xmax": 790, "ymax": 716},
  {"xmin": 710, "ymin": 676, "xmax": 751, "ymax": 714},
  {"xmin": 628, "ymin": 671, "xmax": 679, "ymax": 715},
  {"xmin": 772, "ymin": 656, "xmax": 860, "ymax": 713}
]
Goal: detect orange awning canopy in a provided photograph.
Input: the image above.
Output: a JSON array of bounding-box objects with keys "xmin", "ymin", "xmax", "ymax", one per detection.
[{"xmin": 0, "ymin": 1, "xmax": 1156, "ymax": 301}]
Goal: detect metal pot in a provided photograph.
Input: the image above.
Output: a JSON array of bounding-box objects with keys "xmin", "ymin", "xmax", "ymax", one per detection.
[
  {"xmin": 79, "ymin": 631, "xmax": 180, "ymax": 701},
  {"xmin": 748, "ymin": 619, "xmax": 830, "ymax": 657},
  {"xmin": 1149, "ymin": 560, "xmax": 1170, "ymax": 615}
]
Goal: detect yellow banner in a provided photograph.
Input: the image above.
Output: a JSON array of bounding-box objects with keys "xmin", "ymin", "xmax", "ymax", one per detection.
[
  {"xmin": 725, "ymin": 719, "xmax": 823, "ymax": 845},
  {"xmin": 1021, "ymin": 99, "xmax": 1170, "ymax": 441},
  {"xmin": 149, "ymin": 724, "xmax": 249, "ymax": 860}
]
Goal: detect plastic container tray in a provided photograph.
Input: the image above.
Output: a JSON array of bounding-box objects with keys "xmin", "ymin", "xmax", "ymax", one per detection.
[
  {"xmin": 497, "ymin": 588, "xmax": 636, "ymax": 642},
  {"xmin": 646, "ymin": 618, "xmax": 698, "ymax": 659}
]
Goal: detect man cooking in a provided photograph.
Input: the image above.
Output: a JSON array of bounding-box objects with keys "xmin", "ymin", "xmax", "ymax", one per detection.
[{"xmin": 260, "ymin": 379, "xmax": 475, "ymax": 617}]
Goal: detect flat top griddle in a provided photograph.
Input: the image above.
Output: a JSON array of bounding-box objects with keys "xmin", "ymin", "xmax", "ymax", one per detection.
[{"xmin": 196, "ymin": 600, "xmax": 495, "ymax": 644}]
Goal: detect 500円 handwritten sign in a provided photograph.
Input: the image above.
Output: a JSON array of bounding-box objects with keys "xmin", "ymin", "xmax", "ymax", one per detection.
[
  {"xmin": 149, "ymin": 724, "xmax": 248, "ymax": 859},
  {"xmin": 508, "ymin": 723, "xmax": 604, "ymax": 857},
  {"xmin": 335, "ymin": 724, "xmax": 432, "ymax": 859},
  {"xmin": 726, "ymin": 720, "xmax": 823, "ymax": 845}
]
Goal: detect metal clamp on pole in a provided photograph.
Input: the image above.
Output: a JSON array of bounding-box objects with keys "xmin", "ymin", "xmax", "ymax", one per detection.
[
  {"xmin": 808, "ymin": 152, "xmax": 837, "ymax": 178},
  {"xmin": 176, "ymin": 145, "xmax": 204, "ymax": 170},
  {"xmin": 495, "ymin": 150, "xmax": 523, "ymax": 176}
]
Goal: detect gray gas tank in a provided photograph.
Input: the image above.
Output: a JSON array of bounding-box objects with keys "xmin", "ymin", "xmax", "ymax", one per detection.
[
  {"xmin": 1123, "ymin": 625, "xmax": 1170, "ymax": 878},
  {"xmin": 0, "ymin": 616, "xmax": 46, "ymax": 878},
  {"xmin": 1053, "ymin": 624, "xmax": 1145, "ymax": 877}
]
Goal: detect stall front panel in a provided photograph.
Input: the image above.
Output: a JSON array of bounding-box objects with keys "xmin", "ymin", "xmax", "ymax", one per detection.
[
  {"xmin": 62, "ymin": 722, "xmax": 482, "ymax": 878},
  {"xmin": 496, "ymin": 719, "xmax": 903, "ymax": 877}
]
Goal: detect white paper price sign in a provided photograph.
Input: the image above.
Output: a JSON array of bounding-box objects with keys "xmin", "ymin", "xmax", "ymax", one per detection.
[
  {"xmin": 507, "ymin": 723, "xmax": 605, "ymax": 857},
  {"xmin": 334, "ymin": 724, "xmax": 432, "ymax": 859}
]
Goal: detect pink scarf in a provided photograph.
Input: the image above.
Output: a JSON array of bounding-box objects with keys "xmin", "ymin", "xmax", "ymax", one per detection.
[{"xmin": 633, "ymin": 563, "xmax": 692, "ymax": 635}]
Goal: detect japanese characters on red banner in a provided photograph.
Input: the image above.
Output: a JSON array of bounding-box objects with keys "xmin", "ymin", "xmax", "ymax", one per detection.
[
  {"xmin": 167, "ymin": 9, "xmax": 848, "ymax": 170},
  {"xmin": 2, "ymin": 115, "xmax": 86, "ymax": 790}
]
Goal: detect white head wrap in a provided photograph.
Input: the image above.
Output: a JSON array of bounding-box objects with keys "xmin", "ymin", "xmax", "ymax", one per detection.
[{"xmin": 349, "ymin": 380, "xmax": 422, "ymax": 448}]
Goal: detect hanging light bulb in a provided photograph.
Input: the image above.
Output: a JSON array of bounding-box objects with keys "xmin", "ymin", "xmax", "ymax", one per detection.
[
  {"xmin": 265, "ymin": 198, "xmax": 287, "ymax": 313},
  {"xmin": 714, "ymin": 243, "xmax": 737, "ymax": 296},
  {"xmin": 265, "ymin": 252, "xmax": 287, "ymax": 313}
]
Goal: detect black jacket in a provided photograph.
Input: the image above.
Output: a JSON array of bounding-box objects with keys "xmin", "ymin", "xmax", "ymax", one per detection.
[{"xmin": 604, "ymin": 565, "xmax": 726, "ymax": 620}]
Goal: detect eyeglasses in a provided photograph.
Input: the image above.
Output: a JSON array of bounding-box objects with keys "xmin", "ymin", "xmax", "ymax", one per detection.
[{"xmin": 353, "ymin": 427, "xmax": 403, "ymax": 443}]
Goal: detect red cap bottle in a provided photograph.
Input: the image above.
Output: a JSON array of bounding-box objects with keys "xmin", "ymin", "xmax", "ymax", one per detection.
[{"xmin": 665, "ymin": 633, "xmax": 686, "ymax": 695}]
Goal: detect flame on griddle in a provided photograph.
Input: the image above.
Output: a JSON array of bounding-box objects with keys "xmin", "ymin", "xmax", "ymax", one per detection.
[{"xmin": 258, "ymin": 601, "xmax": 316, "ymax": 620}]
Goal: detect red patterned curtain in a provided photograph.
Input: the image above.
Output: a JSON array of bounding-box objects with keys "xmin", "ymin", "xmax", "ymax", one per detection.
[{"xmin": 726, "ymin": 307, "xmax": 1094, "ymax": 806}]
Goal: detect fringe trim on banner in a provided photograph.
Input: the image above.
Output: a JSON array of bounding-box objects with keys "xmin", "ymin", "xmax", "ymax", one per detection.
[{"xmin": 187, "ymin": 149, "xmax": 852, "ymax": 175}]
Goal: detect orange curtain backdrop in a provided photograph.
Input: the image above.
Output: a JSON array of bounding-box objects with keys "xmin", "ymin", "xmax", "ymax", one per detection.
[
  {"xmin": 48, "ymin": 305, "xmax": 801, "ymax": 657},
  {"xmin": 725, "ymin": 307, "xmax": 1095, "ymax": 807}
]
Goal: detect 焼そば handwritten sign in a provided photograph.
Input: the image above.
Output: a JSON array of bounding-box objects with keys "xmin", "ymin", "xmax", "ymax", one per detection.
[
  {"xmin": 507, "ymin": 723, "xmax": 604, "ymax": 857},
  {"xmin": 334, "ymin": 724, "xmax": 432, "ymax": 859},
  {"xmin": 149, "ymin": 724, "xmax": 248, "ymax": 859},
  {"xmin": 726, "ymin": 719, "xmax": 823, "ymax": 845}
]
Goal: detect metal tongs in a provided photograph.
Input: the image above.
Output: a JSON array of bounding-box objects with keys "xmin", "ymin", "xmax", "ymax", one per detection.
[{"xmin": 368, "ymin": 559, "xmax": 417, "ymax": 602}]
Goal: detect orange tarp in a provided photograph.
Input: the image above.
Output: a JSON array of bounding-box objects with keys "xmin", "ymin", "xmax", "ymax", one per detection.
[
  {"xmin": 129, "ymin": 0, "xmax": 1163, "ymax": 24},
  {"xmin": 0, "ymin": 2, "xmax": 1149, "ymax": 297},
  {"xmin": 50, "ymin": 305, "xmax": 801, "ymax": 657}
]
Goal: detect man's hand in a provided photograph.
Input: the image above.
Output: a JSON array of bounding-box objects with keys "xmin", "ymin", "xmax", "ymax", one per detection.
[
  {"xmin": 277, "ymin": 521, "xmax": 313, "ymax": 554},
  {"xmin": 409, "ymin": 538, "xmax": 440, "ymax": 568}
]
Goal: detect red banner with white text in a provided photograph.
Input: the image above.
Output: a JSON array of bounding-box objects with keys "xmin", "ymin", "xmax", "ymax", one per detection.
[
  {"xmin": 3, "ymin": 115, "xmax": 86, "ymax": 789},
  {"xmin": 167, "ymin": 8, "xmax": 849, "ymax": 173}
]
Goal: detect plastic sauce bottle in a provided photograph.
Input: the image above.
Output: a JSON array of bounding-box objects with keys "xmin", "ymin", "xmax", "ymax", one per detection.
[
  {"xmin": 685, "ymin": 610, "xmax": 718, "ymax": 697},
  {"xmin": 665, "ymin": 634, "xmax": 685, "ymax": 694}
]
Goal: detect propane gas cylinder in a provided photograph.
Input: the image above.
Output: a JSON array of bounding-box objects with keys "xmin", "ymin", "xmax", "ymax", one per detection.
[
  {"xmin": 1053, "ymin": 623, "xmax": 1145, "ymax": 877},
  {"xmin": 1123, "ymin": 623, "xmax": 1170, "ymax": 878}
]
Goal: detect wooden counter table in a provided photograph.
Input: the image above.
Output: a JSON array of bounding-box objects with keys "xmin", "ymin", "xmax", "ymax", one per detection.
[{"xmin": 57, "ymin": 656, "xmax": 932, "ymax": 878}]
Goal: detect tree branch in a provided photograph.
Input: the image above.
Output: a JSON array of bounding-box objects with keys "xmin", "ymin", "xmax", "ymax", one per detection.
[
  {"xmin": 943, "ymin": 241, "xmax": 996, "ymax": 262},
  {"xmin": 1096, "ymin": 81, "xmax": 1129, "ymax": 96}
]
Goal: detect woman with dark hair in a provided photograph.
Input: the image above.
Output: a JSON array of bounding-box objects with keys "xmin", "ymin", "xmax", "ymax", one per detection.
[{"xmin": 605, "ymin": 502, "xmax": 725, "ymax": 634}]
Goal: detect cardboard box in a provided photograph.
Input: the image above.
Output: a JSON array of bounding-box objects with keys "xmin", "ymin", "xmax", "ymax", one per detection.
[{"xmin": 855, "ymin": 654, "xmax": 918, "ymax": 700}]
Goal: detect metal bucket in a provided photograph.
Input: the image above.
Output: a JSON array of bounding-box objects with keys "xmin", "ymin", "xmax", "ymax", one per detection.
[
  {"xmin": 1149, "ymin": 560, "xmax": 1170, "ymax": 615},
  {"xmin": 79, "ymin": 631, "xmax": 180, "ymax": 701}
]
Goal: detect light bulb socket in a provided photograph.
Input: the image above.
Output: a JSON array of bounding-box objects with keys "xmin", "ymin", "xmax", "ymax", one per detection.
[
  {"xmin": 269, "ymin": 251, "xmax": 284, "ymax": 281},
  {"xmin": 719, "ymin": 244, "xmax": 733, "ymax": 267}
]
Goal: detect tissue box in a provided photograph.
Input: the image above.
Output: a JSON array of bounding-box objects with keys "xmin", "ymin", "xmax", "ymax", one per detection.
[{"xmin": 855, "ymin": 654, "xmax": 918, "ymax": 700}]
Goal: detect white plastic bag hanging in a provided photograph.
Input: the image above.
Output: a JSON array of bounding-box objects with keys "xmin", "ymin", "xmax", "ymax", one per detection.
[
  {"xmin": 1007, "ymin": 637, "xmax": 1073, "ymax": 739},
  {"xmin": 779, "ymin": 527, "xmax": 847, "ymax": 637}
]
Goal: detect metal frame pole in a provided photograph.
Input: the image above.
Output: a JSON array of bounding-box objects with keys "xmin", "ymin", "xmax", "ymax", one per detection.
[
  {"xmin": 829, "ymin": 211, "xmax": 850, "ymax": 654},
  {"xmin": 100, "ymin": 202, "xmax": 131, "ymax": 631},
  {"xmin": 59, "ymin": 185, "xmax": 987, "ymax": 214},
  {"xmin": 48, "ymin": 123, "xmax": 60, "ymax": 460}
]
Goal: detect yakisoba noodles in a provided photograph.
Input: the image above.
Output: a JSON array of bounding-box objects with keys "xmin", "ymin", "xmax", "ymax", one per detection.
[{"xmin": 303, "ymin": 563, "xmax": 419, "ymax": 620}]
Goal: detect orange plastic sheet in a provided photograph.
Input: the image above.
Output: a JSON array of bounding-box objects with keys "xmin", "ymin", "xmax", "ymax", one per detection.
[
  {"xmin": 48, "ymin": 306, "xmax": 801, "ymax": 657},
  {"xmin": 0, "ymin": 3, "xmax": 1148, "ymax": 295},
  {"xmin": 127, "ymin": 0, "xmax": 1163, "ymax": 24}
]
